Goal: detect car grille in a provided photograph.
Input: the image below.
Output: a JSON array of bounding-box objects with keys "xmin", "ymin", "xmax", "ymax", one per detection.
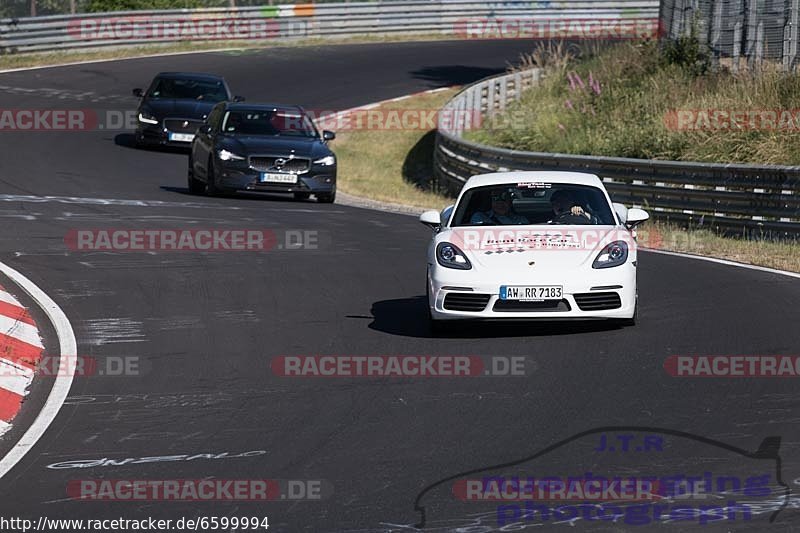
[
  {"xmin": 573, "ymin": 292, "xmax": 622, "ymax": 311},
  {"xmin": 442, "ymin": 293, "xmax": 491, "ymax": 312},
  {"xmin": 493, "ymin": 299, "xmax": 571, "ymax": 312},
  {"xmin": 249, "ymin": 156, "xmax": 310, "ymax": 174},
  {"xmin": 164, "ymin": 119, "xmax": 203, "ymax": 133}
]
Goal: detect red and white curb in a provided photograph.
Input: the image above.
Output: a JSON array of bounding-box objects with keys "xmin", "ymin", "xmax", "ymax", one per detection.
[
  {"xmin": 0, "ymin": 284, "xmax": 44, "ymax": 437},
  {"xmin": 0, "ymin": 261, "xmax": 75, "ymax": 482}
]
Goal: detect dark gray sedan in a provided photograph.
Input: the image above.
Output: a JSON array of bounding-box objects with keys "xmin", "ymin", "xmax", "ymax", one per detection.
[{"xmin": 189, "ymin": 103, "xmax": 337, "ymax": 203}]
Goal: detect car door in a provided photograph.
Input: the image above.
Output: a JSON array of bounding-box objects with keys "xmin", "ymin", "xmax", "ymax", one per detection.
[{"xmin": 192, "ymin": 103, "xmax": 224, "ymax": 180}]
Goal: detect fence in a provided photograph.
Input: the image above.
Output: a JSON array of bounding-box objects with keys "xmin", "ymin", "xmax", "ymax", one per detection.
[
  {"xmin": 0, "ymin": 0, "xmax": 660, "ymax": 53},
  {"xmin": 660, "ymin": 0, "xmax": 800, "ymax": 71},
  {"xmin": 434, "ymin": 68, "xmax": 800, "ymax": 236}
]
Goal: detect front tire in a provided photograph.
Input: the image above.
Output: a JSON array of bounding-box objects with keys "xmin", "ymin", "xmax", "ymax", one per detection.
[
  {"xmin": 187, "ymin": 158, "xmax": 204, "ymax": 195},
  {"xmin": 317, "ymin": 191, "xmax": 335, "ymax": 203},
  {"xmin": 206, "ymin": 157, "xmax": 221, "ymax": 197}
]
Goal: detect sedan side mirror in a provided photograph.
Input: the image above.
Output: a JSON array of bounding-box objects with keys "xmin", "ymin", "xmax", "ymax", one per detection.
[
  {"xmin": 322, "ymin": 130, "xmax": 336, "ymax": 141},
  {"xmin": 132, "ymin": 88, "xmax": 144, "ymax": 98},
  {"xmin": 233, "ymin": 95, "xmax": 245, "ymax": 102},
  {"xmin": 626, "ymin": 207, "xmax": 650, "ymax": 228},
  {"xmin": 198, "ymin": 124, "xmax": 212, "ymax": 135},
  {"xmin": 419, "ymin": 210, "xmax": 441, "ymax": 230}
]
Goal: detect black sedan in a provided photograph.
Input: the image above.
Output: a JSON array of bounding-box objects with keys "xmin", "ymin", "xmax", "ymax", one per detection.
[
  {"xmin": 189, "ymin": 103, "xmax": 337, "ymax": 203},
  {"xmin": 132, "ymin": 72, "xmax": 242, "ymax": 148}
]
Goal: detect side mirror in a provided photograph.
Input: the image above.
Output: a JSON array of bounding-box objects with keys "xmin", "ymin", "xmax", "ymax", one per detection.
[
  {"xmin": 198, "ymin": 124, "xmax": 212, "ymax": 135},
  {"xmin": 613, "ymin": 202, "xmax": 628, "ymax": 224},
  {"xmin": 419, "ymin": 210, "xmax": 441, "ymax": 230},
  {"xmin": 322, "ymin": 130, "xmax": 336, "ymax": 141},
  {"xmin": 626, "ymin": 207, "xmax": 650, "ymax": 228},
  {"xmin": 440, "ymin": 204, "xmax": 455, "ymax": 227},
  {"xmin": 233, "ymin": 95, "xmax": 245, "ymax": 102},
  {"xmin": 132, "ymin": 88, "xmax": 144, "ymax": 98}
]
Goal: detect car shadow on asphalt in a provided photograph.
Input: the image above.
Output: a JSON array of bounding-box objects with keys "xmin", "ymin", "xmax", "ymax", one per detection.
[
  {"xmin": 159, "ymin": 186, "xmax": 315, "ymax": 204},
  {"xmin": 369, "ymin": 296, "xmax": 625, "ymax": 338},
  {"xmin": 114, "ymin": 133, "xmax": 189, "ymax": 155}
]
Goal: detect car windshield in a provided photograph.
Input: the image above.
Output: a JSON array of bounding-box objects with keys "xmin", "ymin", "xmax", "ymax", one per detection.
[
  {"xmin": 147, "ymin": 77, "xmax": 228, "ymax": 102},
  {"xmin": 451, "ymin": 182, "xmax": 616, "ymax": 226},
  {"xmin": 220, "ymin": 110, "xmax": 318, "ymax": 138}
]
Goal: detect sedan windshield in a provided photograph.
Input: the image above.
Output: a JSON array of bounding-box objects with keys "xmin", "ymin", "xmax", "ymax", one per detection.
[
  {"xmin": 220, "ymin": 110, "xmax": 318, "ymax": 138},
  {"xmin": 451, "ymin": 182, "xmax": 616, "ymax": 226},
  {"xmin": 147, "ymin": 78, "xmax": 228, "ymax": 102}
]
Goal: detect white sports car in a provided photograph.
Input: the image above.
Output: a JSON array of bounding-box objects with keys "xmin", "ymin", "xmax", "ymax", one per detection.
[{"xmin": 420, "ymin": 171, "xmax": 649, "ymax": 330}]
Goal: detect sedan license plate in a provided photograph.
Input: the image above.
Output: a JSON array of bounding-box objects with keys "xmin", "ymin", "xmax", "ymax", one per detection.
[
  {"xmin": 168, "ymin": 133, "xmax": 194, "ymax": 142},
  {"xmin": 500, "ymin": 285, "xmax": 563, "ymax": 301},
  {"xmin": 260, "ymin": 173, "xmax": 298, "ymax": 184}
]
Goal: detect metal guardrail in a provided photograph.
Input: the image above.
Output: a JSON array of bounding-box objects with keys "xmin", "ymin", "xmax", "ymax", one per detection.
[
  {"xmin": 0, "ymin": 0, "xmax": 660, "ymax": 53},
  {"xmin": 434, "ymin": 68, "xmax": 800, "ymax": 236}
]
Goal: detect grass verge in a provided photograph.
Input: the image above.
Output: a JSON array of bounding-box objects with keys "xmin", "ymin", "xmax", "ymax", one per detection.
[
  {"xmin": 467, "ymin": 40, "xmax": 800, "ymax": 165},
  {"xmin": 0, "ymin": 33, "xmax": 453, "ymax": 71},
  {"xmin": 331, "ymin": 88, "xmax": 458, "ymax": 210},
  {"xmin": 333, "ymin": 88, "xmax": 799, "ymax": 273}
]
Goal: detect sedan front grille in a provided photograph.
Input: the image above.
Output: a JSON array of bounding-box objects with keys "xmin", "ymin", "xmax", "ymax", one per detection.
[
  {"xmin": 443, "ymin": 293, "xmax": 491, "ymax": 312},
  {"xmin": 493, "ymin": 299, "xmax": 571, "ymax": 312},
  {"xmin": 164, "ymin": 119, "xmax": 203, "ymax": 133},
  {"xmin": 249, "ymin": 156, "xmax": 310, "ymax": 174},
  {"xmin": 573, "ymin": 292, "xmax": 622, "ymax": 311}
]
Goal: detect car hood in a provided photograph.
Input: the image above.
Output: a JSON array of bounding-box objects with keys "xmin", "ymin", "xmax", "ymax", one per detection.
[
  {"xmin": 440, "ymin": 225, "xmax": 633, "ymax": 272},
  {"xmin": 219, "ymin": 136, "xmax": 330, "ymax": 159},
  {"xmin": 139, "ymin": 98, "xmax": 217, "ymax": 120}
]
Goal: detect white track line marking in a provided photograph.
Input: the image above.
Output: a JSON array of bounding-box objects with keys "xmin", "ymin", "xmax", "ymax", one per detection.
[
  {"xmin": 641, "ymin": 248, "xmax": 800, "ymax": 280},
  {"xmin": 0, "ymin": 421, "xmax": 10, "ymax": 439},
  {"xmin": 0, "ymin": 261, "xmax": 77, "ymax": 481}
]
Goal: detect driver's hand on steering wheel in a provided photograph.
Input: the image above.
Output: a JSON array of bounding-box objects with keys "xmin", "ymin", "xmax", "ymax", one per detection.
[{"xmin": 570, "ymin": 205, "xmax": 590, "ymax": 219}]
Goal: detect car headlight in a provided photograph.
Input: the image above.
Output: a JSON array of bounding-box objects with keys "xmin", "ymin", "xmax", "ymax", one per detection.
[
  {"xmin": 592, "ymin": 241, "xmax": 629, "ymax": 269},
  {"xmin": 436, "ymin": 242, "xmax": 472, "ymax": 270},
  {"xmin": 313, "ymin": 155, "xmax": 336, "ymax": 166},
  {"xmin": 218, "ymin": 149, "xmax": 246, "ymax": 161},
  {"xmin": 137, "ymin": 112, "xmax": 158, "ymax": 125}
]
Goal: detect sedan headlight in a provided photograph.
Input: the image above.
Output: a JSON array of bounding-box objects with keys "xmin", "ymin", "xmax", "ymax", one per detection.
[
  {"xmin": 313, "ymin": 155, "xmax": 336, "ymax": 166},
  {"xmin": 218, "ymin": 149, "xmax": 246, "ymax": 161},
  {"xmin": 436, "ymin": 242, "xmax": 472, "ymax": 270},
  {"xmin": 137, "ymin": 112, "xmax": 158, "ymax": 125},
  {"xmin": 592, "ymin": 241, "xmax": 629, "ymax": 269}
]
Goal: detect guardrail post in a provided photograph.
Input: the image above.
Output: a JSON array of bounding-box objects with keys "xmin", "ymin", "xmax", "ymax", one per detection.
[
  {"xmin": 745, "ymin": 0, "xmax": 757, "ymax": 68},
  {"xmin": 487, "ymin": 79, "xmax": 495, "ymax": 115},
  {"xmin": 711, "ymin": 0, "xmax": 723, "ymax": 70},
  {"xmin": 788, "ymin": 0, "xmax": 799, "ymax": 71},
  {"xmin": 514, "ymin": 71, "xmax": 522, "ymax": 100}
]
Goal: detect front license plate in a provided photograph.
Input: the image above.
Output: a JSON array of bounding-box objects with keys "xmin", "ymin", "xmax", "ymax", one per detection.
[
  {"xmin": 168, "ymin": 133, "xmax": 194, "ymax": 142},
  {"xmin": 260, "ymin": 173, "xmax": 298, "ymax": 184},
  {"xmin": 500, "ymin": 285, "xmax": 563, "ymax": 301}
]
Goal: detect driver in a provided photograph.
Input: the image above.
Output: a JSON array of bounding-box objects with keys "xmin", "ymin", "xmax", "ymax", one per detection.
[
  {"xmin": 470, "ymin": 189, "xmax": 529, "ymax": 225},
  {"xmin": 549, "ymin": 190, "xmax": 592, "ymax": 222}
]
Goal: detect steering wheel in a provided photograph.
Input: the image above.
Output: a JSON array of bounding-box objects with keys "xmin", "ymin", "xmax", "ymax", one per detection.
[{"xmin": 549, "ymin": 212, "xmax": 593, "ymax": 225}]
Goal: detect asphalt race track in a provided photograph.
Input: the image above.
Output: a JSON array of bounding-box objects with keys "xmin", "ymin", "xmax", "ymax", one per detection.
[{"xmin": 0, "ymin": 40, "xmax": 798, "ymax": 532}]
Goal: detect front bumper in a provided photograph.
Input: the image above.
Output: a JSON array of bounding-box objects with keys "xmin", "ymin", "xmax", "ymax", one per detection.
[
  {"xmin": 217, "ymin": 164, "xmax": 337, "ymax": 194},
  {"xmin": 427, "ymin": 262, "xmax": 637, "ymax": 321},
  {"xmin": 135, "ymin": 124, "xmax": 196, "ymax": 148}
]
